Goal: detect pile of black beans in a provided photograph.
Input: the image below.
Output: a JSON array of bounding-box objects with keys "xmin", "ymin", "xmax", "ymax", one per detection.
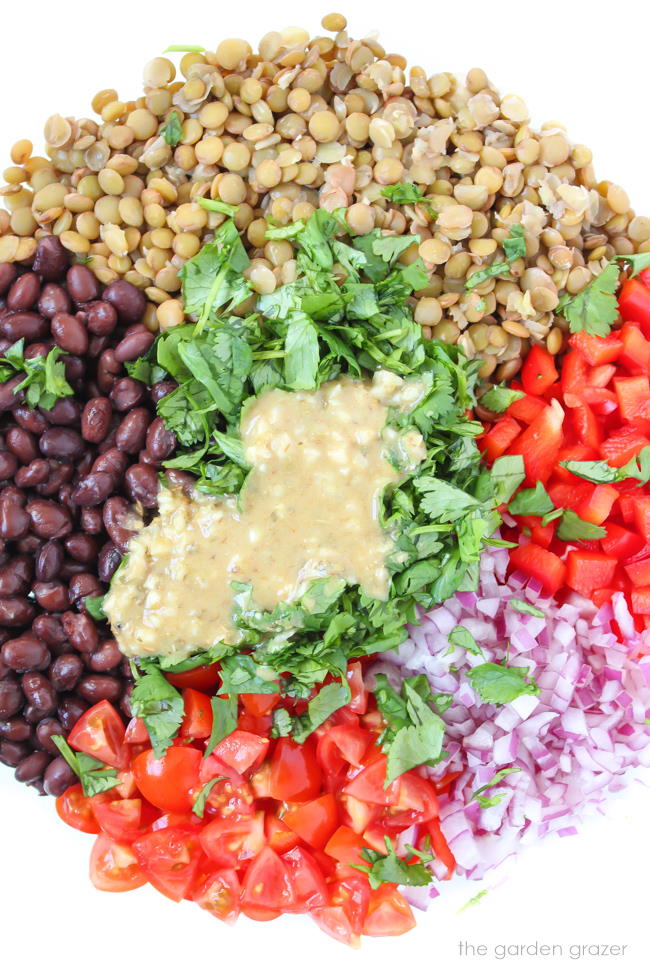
[{"xmin": 0, "ymin": 236, "xmax": 177, "ymax": 797}]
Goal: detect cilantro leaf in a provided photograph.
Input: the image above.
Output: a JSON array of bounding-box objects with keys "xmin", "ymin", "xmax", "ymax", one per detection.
[
  {"xmin": 284, "ymin": 312, "xmax": 319, "ymax": 390},
  {"xmin": 508, "ymin": 481, "xmax": 554, "ymax": 517},
  {"xmin": 468, "ymin": 662, "xmax": 539, "ymax": 705},
  {"xmin": 0, "ymin": 342, "xmax": 73, "ymax": 411},
  {"xmin": 556, "ymin": 509, "xmax": 607, "ymax": 542},
  {"xmin": 161, "ymin": 110, "xmax": 183, "ymax": 146},
  {"xmin": 471, "ymin": 767, "xmax": 521, "ymax": 809},
  {"xmin": 219, "ymin": 654, "xmax": 280, "ymax": 695},
  {"xmin": 205, "ymin": 694, "xmax": 238, "ymax": 754},
  {"xmin": 489, "ymin": 454, "xmax": 526, "ymax": 504},
  {"xmin": 381, "ymin": 183, "xmax": 437, "ymax": 218},
  {"xmin": 557, "ymin": 262, "xmax": 620, "ymax": 336},
  {"xmin": 502, "ymin": 224, "xmax": 527, "ymax": 262},
  {"xmin": 509, "ymin": 598, "xmax": 545, "ymax": 619},
  {"xmin": 465, "ymin": 225, "xmax": 526, "ymax": 292},
  {"xmin": 561, "ymin": 447, "xmax": 650, "ymax": 486},
  {"xmin": 449, "ymin": 624, "xmax": 482, "ymax": 656},
  {"xmin": 52, "ymin": 735, "xmax": 121, "ymax": 797},
  {"xmin": 352, "ymin": 836, "xmax": 433, "ymax": 890},
  {"xmin": 479, "ymin": 385, "xmax": 525, "ymax": 413},
  {"xmin": 196, "ymin": 198, "xmax": 238, "ymax": 216},
  {"xmin": 270, "ymin": 681, "xmax": 350, "ymax": 744},
  {"xmin": 130, "ymin": 665, "xmax": 185, "ymax": 758},
  {"xmin": 376, "ymin": 676, "xmax": 446, "ymax": 785},
  {"xmin": 192, "ymin": 775, "xmax": 226, "ymax": 817},
  {"xmin": 458, "ymin": 889, "xmax": 488, "ymax": 912},
  {"xmin": 84, "ymin": 595, "xmax": 106, "ymax": 620}
]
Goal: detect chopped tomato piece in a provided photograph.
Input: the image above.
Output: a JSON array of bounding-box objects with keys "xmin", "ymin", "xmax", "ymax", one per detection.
[
  {"xmin": 363, "ymin": 887, "xmax": 416, "ymax": 937},
  {"xmin": 575, "ymin": 485, "xmax": 619, "ymax": 525},
  {"xmin": 212, "ymin": 730, "xmax": 269, "ymax": 775},
  {"xmin": 569, "ymin": 331, "xmax": 623, "ymax": 366},
  {"xmin": 522, "ymin": 345, "xmax": 558, "ymax": 396},
  {"xmin": 343, "ymin": 757, "xmax": 399, "ymax": 807},
  {"xmin": 180, "ymin": 689, "xmax": 213, "ymax": 740},
  {"xmin": 132, "ymin": 746, "xmax": 201, "ymax": 814},
  {"xmin": 199, "ymin": 812, "xmax": 265, "ymax": 868},
  {"xmin": 324, "ymin": 825, "xmax": 366, "ymax": 867},
  {"xmin": 283, "ymin": 794, "xmax": 339, "ymax": 850},
  {"xmin": 282, "ymin": 846, "xmax": 329, "ymax": 912},
  {"xmin": 311, "ymin": 905, "xmax": 359, "ymax": 947},
  {"xmin": 67, "ymin": 700, "xmax": 127, "ymax": 770},
  {"xmin": 339, "ymin": 795, "xmax": 376, "ymax": 834},
  {"xmin": 318, "ymin": 724, "xmax": 373, "ymax": 775},
  {"xmin": 240, "ymin": 693, "xmax": 281, "ymax": 717},
  {"xmin": 565, "ymin": 551, "xmax": 617, "ymax": 597},
  {"xmin": 240, "ymin": 847, "xmax": 294, "ymax": 921},
  {"xmin": 269, "ymin": 738, "xmax": 322, "ymax": 802},
  {"xmin": 479, "ymin": 416, "xmax": 521, "ymax": 464},
  {"xmin": 329, "ymin": 874, "xmax": 371, "ymax": 935},
  {"xmin": 346, "ymin": 661, "xmax": 368, "ymax": 715},
  {"xmin": 508, "ymin": 543, "xmax": 567, "ymax": 595},
  {"xmin": 619, "ymin": 278, "xmax": 650, "ymax": 335},
  {"xmin": 193, "ymin": 869, "xmax": 241, "ymax": 923},
  {"xmin": 91, "ymin": 797, "xmax": 145, "ymax": 844},
  {"xmin": 509, "ymin": 400, "xmax": 564, "ymax": 486},
  {"xmin": 133, "ymin": 827, "xmax": 201, "ymax": 901},
  {"xmin": 124, "ymin": 717, "xmax": 148, "ymax": 745},
  {"xmin": 165, "ymin": 662, "xmax": 220, "ymax": 692},
  {"xmin": 89, "ymin": 834, "xmax": 146, "ymax": 892},
  {"xmin": 55, "ymin": 783, "xmax": 99, "ymax": 834},
  {"xmin": 265, "ymin": 812, "xmax": 299, "ymax": 854}
]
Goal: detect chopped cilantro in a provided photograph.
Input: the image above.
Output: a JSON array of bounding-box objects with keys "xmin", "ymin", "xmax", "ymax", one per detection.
[
  {"xmin": 84, "ymin": 595, "xmax": 106, "ymax": 621},
  {"xmin": 458, "ymin": 889, "xmax": 488, "ymax": 912},
  {"xmin": 161, "ymin": 110, "xmax": 183, "ymax": 146},
  {"xmin": 205, "ymin": 694, "xmax": 238, "ymax": 754},
  {"xmin": 164, "ymin": 44, "xmax": 206, "ymax": 52},
  {"xmin": 192, "ymin": 776, "xmax": 226, "ymax": 817},
  {"xmin": 196, "ymin": 198, "xmax": 238, "ymax": 216},
  {"xmin": 0, "ymin": 340, "xmax": 73, "ymax": 410},
  {"xmin": 467, "ymin": 661, "xmax": 539, "ymax": 706},
  {"xmin": 557, "ymin": 253, "xmax": 650, "ymax": 336},
  {"xmin": 556, "ymin": 509, "xmax": 607, "ymax": 542},
  {"xmin": 129, "ymin": 663, "xmax": 185, "ymax": 758},
  {"xmin": 471, "ymin": 767, "xmax": 521, "ymax": 809},
  {"xmin": 508, "ymin": 481, "xmax": 554, "ymax": 517},
  {"xmin": 374, "ymin": 675, "xmax": 446, "ymax": 784},
  {"xmin": 509, "ymin": 598, "xmax": 545, "ymax": 619},
  {"xmin": 270, "ymin": 681, "xmax": 350, "ymax": 743},
  {"xmin": 352, "ymin": 836, "xmax": 433, "ymax": 889},
  {"xmin": 52, "ymin": 736, "xmax": 121, "ymax": 797},
  {"xmin": 381, "ymin": 182, "xmax": 437, "ymax": 218},
  {"xmin": 465, "ymin": 224, "xmax": 526, "ymax": 292},
  {"xmin": 479, "ymin": 385, "xmax": 525, "ymax": 413},
  {"xmin": 561, "ymin": 447, "xmax": 650, "ymax": 486},
  {"xmin": 449, "ymin": 625, "xmax": 482, "ymax": 656}
]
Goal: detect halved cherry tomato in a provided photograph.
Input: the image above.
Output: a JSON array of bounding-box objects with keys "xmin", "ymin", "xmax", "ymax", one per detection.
[
  {"xmin": 165, "ymin": 662, "xmax": 220, "ymax": 692},
  {"xmin": 193, "ymin": 869, "xmax": 241, "ymax": 923},
  {"xmin": 132, "ymin": 746, "xmax": 201, "ymax": 814},
  {"xmin": 241, "ymin": 847, "xmax": 294, "ymax": 921},
  {"xmin": 67, "ymin": 700, "xmax": 127, "ymax": 770},
  {"xmin": 282, "ymin": 846, "xmax": 329, "ymax": 912},
  {"xmin": 269, "ymin": 737, "xmax": 322, "ymax": 802},
  {"xmin": 180, "ymin": 689, "xmax": 213, "ymax": 739},
  {"xmin": 199, "ymin": 812, "xmax": 265, "ymax": 868},
  {"xmin": 212, "ymin": 730, "xmax": 269, "ymax": 775},
  {"xmin": 133, "ymin": 827, "xmax": 202, "ymax": 901},
  {"xmin": 91, "ymin": 797, "xmax": 145, "ymax": 843},
  {"xmin": 363, "ymin": 887, "xmax": 416, "ymax": 937},
  {"xmin": 89, "ymin": 833, "xmax": 146, "ymax": 892},
  {"xmin": 283, "ymin": 794, "xmax": 339, "ymax": 850},
  {"xmin": 55, "ymin": 783, "xmax": 99, "ymax": 834}
]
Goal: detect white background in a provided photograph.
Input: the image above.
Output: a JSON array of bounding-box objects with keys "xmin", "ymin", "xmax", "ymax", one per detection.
[{"xmin": 1, "ymin": 2, "xmax": 649, "ymax": 973}]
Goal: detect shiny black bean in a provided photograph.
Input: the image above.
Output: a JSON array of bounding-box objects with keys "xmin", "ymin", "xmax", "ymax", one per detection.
[
  {"xmin": 41, "ymin": 398, "xmax": 81, "ymax": 427},
  {"xmin": 57, "ymin": 695, "xmax": 86, "ymax": 731},
  {"xmin": 15, "ymin": 458, "xmax": 50, "ymax": 488},
  {"xmin": 51, "ymin": 312, "xmax": 89, "ymax": 355},
  {"xmin": 88, "ymin": 639, "xmax": 122, "ymax": 673},
  {"xmin": 1, "ymin": 312, "xmax": 49, "ymax": 342},
  {"xmin": 2, "ymin": 634, "xmax": 50, "ymax": 672},
  {"xmin": 43, "ymin": 756, "xmax": 77, "ymax": 796},
  {"xmin": 21, "ymin": 672, "xmax": 56, "ymax": 713},
  {"xmin": 13, "ymin": 405, "xmax": 49, "ymax": 435},
  {"xmin": 109, "ymin": 377, "xmax": 146, "ymax": 412},
  {"xmin": 146, "ymin": 417, "xmax": 176, "ymax": 461},
  {"xmin": 0, "ymin": 376, "xmax": 25, "ymax": 411},
  {"xmin": 38, "ymin": 282, "xmax": 71, "ymax": 319},
  {"xmin": 0, "ymin": 676, "xmax": 23, "ymax": 718},
  {"xmin": 64, "ymin": 533, "xmax": 98, "ymax": 564},
  {"xmin": 33, "ymin": 613, "xmax": 66, "ymax": 648},
  {"xmin": 61, "ymin": 610, "xmax": 98, "ymax": 653},
  {"xmin": 81, "ymin": 397, "xmax": 112, "ymax": 443},
  {"xmin": 0, "ymin": 555, "xmax": 32, "ymax": 595},
  {"xmin": 0, "ymin": 716, "xmax": 31, "ymax": 740},
  {"xmin": 24, "ymin": 340, "xmax": 53, "ymax": 359},
  {"xmin": 36, "ymin": 460, "xmax": 73, "ymax": 497},
  {"xmin": 80, "ymin": 506, "xmax": 103, "ymax": 534},
  {"xmin": 86, "ymin": 300, "xmax": 117, "ymax": 336},
  {"xmin": 6, "ymin": 427, "xmax": 38, "ymax": 465},
  {"xmin": 15, "ymin": 750, "xmax": 50, "ymax": 783},
  {"xmin": 0, "ymin": 263, "xmax": 18, "ymax": 295},
  {"xmin": 115, "ymin": 408, "xmax": 150, "ymax": 454},
  {"xmin": 27, "ymin": 499, "xmax": 73, "ymax": 539},
  {"xmin": 113, "ymin": 328, "xmax": 155, "ymax": 363},
  {"xmin": 0, "ymin": 450, "xmax": 18, "ymax": 480},
  {"xmin": 35, "ymin": 717, "xmax": 65, "ymax": 755},
  {"xmin": 77, "ymin": 674, "xmax": 122, "ymax": 703},
  {"xmin": 97, "ymin": 348, "xmax": 122, "ymax": 392},
  {"xmin": 102, "ymin": 280, "xmax": 146, "ymax": 324},
  {"xmin": 98, "ymin": 542, "xmax": 122, "ymax": 582},
  {"xmin": 103, "ymin": 496, "xmax": 135, "ymax": 552},
  {"xmin": 7, "ymin": 272, "xmax": 40, "ymax": 312},
  {"xmin": 150, "ymin": 380, "xmax": 177, "ymax": 404},
  {"xmin": 49, "ymin": 653, "xmax": 83, "ymax": 692},
  {"xmin": 63, "ymin": 355, "xmax": 85, "ymax": 385},
  {"xmin": 33, "ymin": 236, "xmax": 69, "ymax": 281},
  {"xmin": 33, "ymin": 582, "xmax": 70, "ymax": 612},
  {"xmin": 66, "ymin": 264, "xmax": 99, "ymax": 304},
  {"xmin": 92, "ymin": 447, "xmax": 127, "ymax": 482},
  {"xmin": 39, "ymin": 426, "xmax": 85, "ymax": 461},
  {"xmin": 0, "ymin": 597, "xmax": 35, "ymax": 627},
  {"xmin": 71, "ymin": 471, "xmax": 114, "ymax": 506},
  {"xmin": 15, "ymin": 534, "xmax": 40, "ymax": 556},
  {"xmin": 58, "ymin": 483, "xmax": 78, "ymax": 514},
  {"xmin": 0, "ymin": 740, "xmax": 29, "ymax": 766},
  {"xmin": 35, "ymin": 540, "xmax": 65, "ymax": 582},
  {"xmin": 69, "ymin": 572, "xmax": 103, "ymax": 607},
  {"xmin": 125, "ymin": 463, "xmax": 159, "ymax": 508}
]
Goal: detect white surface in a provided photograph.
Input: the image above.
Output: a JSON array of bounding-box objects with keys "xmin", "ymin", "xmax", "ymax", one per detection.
[{"xmin": 1, "ymin": 2, "xmax": 649, "ymax": 973}]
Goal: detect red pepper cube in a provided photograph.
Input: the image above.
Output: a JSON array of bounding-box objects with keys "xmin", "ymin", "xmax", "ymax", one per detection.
[
  {"xmin": 516, "ymin": 515, "xmax": 555, "ymax": 548},
  {"xmin": 624, "ymin": 558, "xmax": 650, "ymax": 587},
  {"xmin": 614, "ymin": 376, "xmax": 650, "ymax": 425},
  {"xmin": 509, "ymin": 400, "xmax": 565, "ymax": 487},
  {"xmin": 599, "ymin": 426, "xmax": 650, "ymax": 467},
  {"xmin": 565, "ymin": 551, "xmax": 617, "ymax": 598},
  {"xmin": 619, "ymin": 323, "xmax": 650, "ymax": 375},
  {"xmin": 508, "ymin": 543, "xmax": 567, "ymax": 596},
  {"xmin": 575, "ymin": 485, "xmax": 619, "ymax": 525},
  {"xmin": 568, "ymin": 332, "xmax": 624, "ymax": 367},
  {"xmin": 561, "ymin": 348, "xmax": 589, "ymax": 393},
  {"xmin": 600, "ymin": 522, "xmax": 644, "ymax": 561},
  {"xmin": 619, "ymin": 279, "xmax": 650, "ymax": 337},
  {"xmin": 507, "ymin": 393, "xmax": 547, "ymax": 425},
  {"xmin": 633, "ymin": 497, "xmax": 650, "ymax": 541},
  {"xmin": 522, "ymin": 345, "xmax": 559, "ymax": 397},
  {"xmin": 479, "ymin": 416, "xmax": 521, "ymax": 464},
  {"xmin": 586, "ymin": 364, "xmax": 616, "ymax": 388},
  {"xmin": 631, "ymin": 588, "xmax": 650, "ymax": 615}
]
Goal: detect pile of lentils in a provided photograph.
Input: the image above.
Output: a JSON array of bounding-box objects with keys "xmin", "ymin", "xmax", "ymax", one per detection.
[
  {"xmin": 0, "ymin": 13, "xmax": 649, "ymax": 381},
  {"xmin": 0, "ymin": 235, "xmax": 178, "ymax": 796}
]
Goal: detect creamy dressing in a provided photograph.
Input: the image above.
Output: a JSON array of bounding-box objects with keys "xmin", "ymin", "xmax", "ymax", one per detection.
[{"xmin": 104, "ymin": 371, "xmax": 426, "ymax": 661}]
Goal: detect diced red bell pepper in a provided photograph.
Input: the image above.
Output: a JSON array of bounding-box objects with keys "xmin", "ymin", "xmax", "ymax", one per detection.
[
  {"xmin": 507, "ymin": 393, "xmax": 548, "ymax": 425},
  {"xmin": 553, "ymin": 446, "xmax": 598, "ymax": 482},
  {"xmin": 561, "ymin": 348, "xmax": 589, "ymax": 394},
  {"xmin": 619, "ymin": 323, "xmax": 650, "ymax": 375},
  {"xmin": 624, "ymin": 558, "xmax": 650, "ymax": 587},
  {"xmin": 565, "ymin": 551, "xmax": 617, "ymax": 598},
  {"xmin": 547, "ymin": 480, "xmax": 591, "ymax": 510},
  {"xmin": 574, "ymin": 485, "xmax": 619, "ymax": 525},
  {"xmin": 591, "ymin": 588, "xmax": 617, "ymax": 608},
  {"xmin": 599, "ymin": 426, "xmax": 650, "ymax": 467},
  {"xmin": 509, "ymin": 400, "xmax": 565, "ymax": 486},
  {"xmin": 639, "ymin": 269, "xmax": 650, "ymax": 290},
  {"xmin": 480, "ymin": 416, "xmax": 521, "ymax": 464},
  {"xmin": 568, "ymin": 331, "xmax": 624, "ymax": 366},
  {"xmin": 516, "ymin": 515, "xmax": 555, "ymax": 547},
  {"xmin": 617, "ymin": 486, "xmax": 648, "ymax": 525},
  {"xmin": 587, "ymin": 364, "xmax": 616, "ymax": 388},
  {"xmin": 522, "ymin": 345, "xmax": 558, "ymax": 396},
  {"xmin": 600, "ymin": 522, "xmax": 644, "ymax": 561},
  {"xmin": 571, "ymin": 401, "xmax": 602, "ymax": 450},
  {"xmin": 631, "ymin": 588, "xmax": 650, "ymax": 614},
  {"xmin": 633, "ymin": 497, "xmax": 650, "ymax": 541},
  {"xmin": 619, "ymin": 279, "xmax": 650, "ymax": 336},
  {"xmin": 508, "ymin": 543, "xmax": 567, "ymax": 596},
  {"xmin": 614, "ymin": 376, "xmax": 650, "ymax": 425},
  {"xmin": 578, "ymin": 387, "xmax": 618, "ymax": 416}
]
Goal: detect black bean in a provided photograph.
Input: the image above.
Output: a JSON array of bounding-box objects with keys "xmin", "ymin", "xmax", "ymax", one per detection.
[
  {"xmin": 71, "ymin": 471, "xmax": 114, "ymax": 506},
  {"xmin": 63, "ymin": 355, "xmax": 85, "ymax": 385},
  {"xmin": 33, "ymin": 236, "xmax": 69, "ymax": 281},
  {"xmin": 15, "ymin": 534, "xmax": 40, "ymax": 556},
  {"xmin": 115, "ymin": 408, "xmax": 150, "ymax": 454},
  {"xmin": 113, "ymin": 328, "xmax": 155, "ymax": 363},
  {"xmin": 41, "ymin": 398, "xmax": 81, "ymax": 427},
  {"xmin": 35, "ymin": 540, "xmax": 65, "ymax": 582},
  {"xmin": 1, "ymin": 312, "xmax": 49, "ymax": 342},
  {"xmin": 15, "ymin": 750, "xmax": 50, "ymax": 783},
  {"xmin": 57, "ymin": 696, "xmax": 86, "ymax": 732},
  {"xmin": 92, "ymin": 447, "xmax": 127, "ymax": 482},
  {"xmin": 0, "ymin": 676, "xmax": 23, "ymax": 718},
  {"xmin": 150, "ymin": 380, "xmax": 177, "ymax": 404},
  {"xmin": 125, "ymin": 463, "xmax": 159, "ymax": 508},
  {"xmin": 39, "ymin": 426, "xmax": 85, "ymax": 462},
  {"xmin": 50, "ymin": 653, "xmax": 83, "ymax": 692},
  {"xmin": 81, "ymin": 397, "xmax": 112, "ymax": 443},
  {"xmin": 32, "ymin": 613, "xmax": 66, "ymax": 648},
  {"xmin": 2, "ymin": 634, "xmax": 50, "ymax": 672},
  {"xmin": 0, "ymin": 263, "xmax": 18, "ymax": 295},
  {"xmin": 0, "ymin": 377, "xmax": 25, "ymax": 411},
  {"xmin": 24, "ymin": 340, "xmax": 53, "ymax": 359},
  {"xmin": 13, "ymin": 405, "xmax": 49, "ymax": 435},
  {"xmin": 66, "ymin": 264, "xmax": 99, "ymax": 304},
  {"xmin": 51, "ymin": 312, "xmax": 89, "ymax": 355},
  {"xmin": 6, "ymin": 427, "xmax": 39, "ymax": 464},
  {"xmin": 0, "ymin": 716, "xmax": 31, "ymax": 740},
  {"xmin": 69, "ymin": 572, "xmax": 103, "ymax": 607},
  {"xmin": 27, "ymin": 499, "xmax": 73, "ymax": 539},
  {"xmin": 86, "ymin": 300, "xmax": 117, "ymax": 336},
  {"xmin": 43, "ymin": 756, "xmax": 77, "ymax": 796},
  {"xmin": 88, "ymin": 639, "xmax": 122, "ymax": 673},
  {"xmin": 77, "ymin": 674, "xmax": 122, "ymax": 703},
  {"xmin": 35, "ymin": 717, "xmax": 65, "ymax": 755},
  {"xmin": 15, "ymin": 458, "xmax": 50, "ymax": 488},
  {"xmin": 146, "ymin": 417, "xmax": 177, "ymax": 461},
  {"xmin": 7, "ymin": 273, "xmax": 40, "ymax": 312},
  {"xmin": 0, "ymin": 554, "xmax": 32, "ymax": 595},
  {"xmin": 0, "ymin": 597, "xmax": 35, "ymax": 627},
  {"xmin": 36, "ymin": 461, "xmax": 74, "ymax": 497},
  {"xmin": 38, "ymin": 282, "xmax": 71, "ymax": 319},
  {"xmin": 109, "ymin": 377, "xmax": 146, "ymax": 412},
  {"xmin": 0, "ymin": 450, "xmax": 18, "ymax": 480},
  {"xmin": 102, "ymin": 280, "xmax": 146, "ymax": 324},
  {"xmin": 21, "ymin": 672, "xmax": 57, "ymax": 713},
  {"xmin": 61, "ymin": 610, "xmax": 98, "ymax": 654},
  {"xmin": 80, "ymin": 506, "xmax": 103, "ymax": 534},
  {"xmin": 103, "ymin": 496, "xmax": 135, "ymax": 552},
  {"xmin": 97, "ymin": 348, "xmax": 122, "ymax": 392},
  {"xmin": 0, "ymin": 740, "xmax": 29, "ymax": 766},
  {"xmin": 98, "ymin": 542, "xmax": 122, "ymax": 582},
  {"xmin": 33, "ymin": 581, "xmax": 70, "ymax": 612},
  {"xmin": 64, "ymin": 533, "xmax": 98, "ymax": 564}
]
